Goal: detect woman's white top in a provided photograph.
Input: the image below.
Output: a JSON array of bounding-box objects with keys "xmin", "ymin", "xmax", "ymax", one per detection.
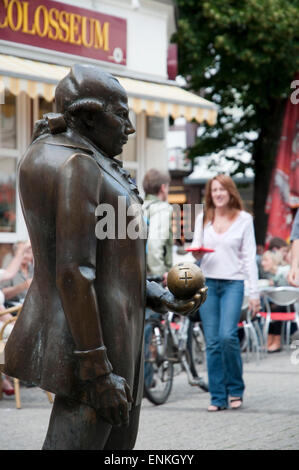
[{"xmin": 191, "ymin": 210, "xmax": 259, "ymax": 299}]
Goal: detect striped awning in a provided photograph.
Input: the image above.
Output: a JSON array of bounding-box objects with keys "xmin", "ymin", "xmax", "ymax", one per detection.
[{"xmin": 0, "ymin": 54, "xmax": 218, "ymax": 124}]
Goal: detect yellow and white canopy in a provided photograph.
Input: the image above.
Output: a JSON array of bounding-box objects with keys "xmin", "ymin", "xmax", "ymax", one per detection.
[{"xmin": 0, "ymin": 54, "xmax": 218, "ymax": 125}]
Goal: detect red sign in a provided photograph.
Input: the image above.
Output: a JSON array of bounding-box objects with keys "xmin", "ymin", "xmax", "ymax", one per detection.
[
  {"xmin": 167, "ymin": 44, "xmax": 177, "ymax": 80},
  {"xmin": 265, "ymin": 73, "xmax": 299, "ymax": 243},
  {"xmin": 0, "ymin": 0, "xmax": 127, "ymax": 65}
]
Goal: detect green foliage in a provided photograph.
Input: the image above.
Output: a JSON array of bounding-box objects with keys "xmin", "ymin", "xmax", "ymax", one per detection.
[{"xmin": 173, "ymin": 0, "xmax": 299, "ymax": 174}]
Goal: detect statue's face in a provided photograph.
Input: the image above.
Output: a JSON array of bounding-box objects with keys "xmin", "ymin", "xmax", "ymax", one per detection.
[{"xmin": 86, "ymin": 90, "xmax": 135, "ymax": 157}]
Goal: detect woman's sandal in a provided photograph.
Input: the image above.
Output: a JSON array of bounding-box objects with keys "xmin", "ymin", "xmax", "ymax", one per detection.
[
  {"xmin": 207, "ymin": 405, "xmax": 227, "ymax": 412},
  {"xmin": 229, "ymin": 397, "xmax": 243, "ymax": 410}
]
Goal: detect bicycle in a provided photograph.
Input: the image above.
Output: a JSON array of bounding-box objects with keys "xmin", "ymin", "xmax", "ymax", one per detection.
[{"xmin": 144, "ymin": 302, "xmax": 208, "ymax": 406}]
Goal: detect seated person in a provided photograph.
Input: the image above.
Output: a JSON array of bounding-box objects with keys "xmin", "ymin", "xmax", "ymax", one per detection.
[
  {"xmin": 268, "ymin": 237, "xmax": 290, "ymax": 265},
  {"xmin": 2, "ymin": 243, "xmax": 33, "ymax": 307},
  {"xmin": 0, "ymin": 241, "xmax": 31, "ymax": 283},
  {"xmin": 0, "ymin": 242, "xmax": 32, "ymax": 334},
  {"xmin": 261, "ymin": 250, "xmax": 290, "ymax": 287},
  {"xmin": 0, "ymin": 241, "xmax": 31, "ymax": 395},
  {"xmin": 0, "ymin": 296, "xmax": 15, "ymax": 396},
  {"xmin": 260, "ymin": 250, "xmax": 291, "ymax": 353},
  {"xmin": 257, "ymin": 237, "xmax": 289, "ymax": 279}
]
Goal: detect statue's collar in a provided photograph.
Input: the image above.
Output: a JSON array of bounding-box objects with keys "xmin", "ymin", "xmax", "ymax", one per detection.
[
  {"xmin": 41, "ymin": 130, "xmax": 143, "ymax": 199},
  {"xmin": 33, "ymin": 113, "xmax": 124, "ymax": 168},
  {"xmin": 42, "ymin": 129, "xmax": 123, "ymax": 168},
  {"xmin": 36, "ymin": 124, "xmax": 142, "ymax": 201}
]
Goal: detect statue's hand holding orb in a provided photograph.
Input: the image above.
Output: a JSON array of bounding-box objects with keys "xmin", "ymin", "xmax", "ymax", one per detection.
[
  {"xmin": 167, "ymin": 262, "xmax": 206, "ymax": 299},
  {"xmin": 159, "ymin": 262, "xmax": 208, "ymax": 315}
]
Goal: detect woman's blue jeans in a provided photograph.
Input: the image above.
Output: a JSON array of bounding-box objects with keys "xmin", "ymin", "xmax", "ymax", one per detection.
[{"xmin": 199, "ymin": 278, "xmax": 245, "ymax": 407}]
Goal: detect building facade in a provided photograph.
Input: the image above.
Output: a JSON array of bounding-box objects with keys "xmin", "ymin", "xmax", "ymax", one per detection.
[{"xmin": 0, "ymin": 0, "xmax": 217, "ymax": 244}]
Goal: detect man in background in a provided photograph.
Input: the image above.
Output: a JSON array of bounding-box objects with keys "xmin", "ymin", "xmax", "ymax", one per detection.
[
  {"xmin": 142, "ymin": 169, "xmax": 208, "ymax": 392},
  {"xmin": 142, "ymin": 168, "xmax": 173, "ymax": 285}
]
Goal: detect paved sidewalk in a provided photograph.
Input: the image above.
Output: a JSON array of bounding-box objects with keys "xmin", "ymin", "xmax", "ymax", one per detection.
[
  {"xmin": 136, "ymin": 350, "xmax": 299, "ymax": 450},
  {"xmin": 1, "ymin": 350, "xmax": 299, "ymax": 450}
]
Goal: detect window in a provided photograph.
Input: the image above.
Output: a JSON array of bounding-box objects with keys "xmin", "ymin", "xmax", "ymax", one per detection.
[
  {"xmin": 32, "ymin": 97, "xmax": 55, "ymax": 134},
  {"xmin": 0, "ymin": 92, "xmax": 54, "ymax": 241},
  {"xmin": 0, "ymin": 91, "xmax": 17, "ymax": 149},
  {"xmin": 118, "ymin": 110, "xmax": 138, "ymax": 183},
  {"xmin": 0, "ymin": 91, "xmax": 18, "ymax": 235},
  {"xmin": 38, "ymin": 97, "xmax": 53, "ymax": 120},
  {"xmin": 0, "ymin": 157, "xmax": 16, "ymax": 232}
]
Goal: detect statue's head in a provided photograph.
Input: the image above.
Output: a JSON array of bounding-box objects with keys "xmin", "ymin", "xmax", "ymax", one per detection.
[{"xmin": 55, "ymin": 64, "xmax": 135, "ymax": 157}]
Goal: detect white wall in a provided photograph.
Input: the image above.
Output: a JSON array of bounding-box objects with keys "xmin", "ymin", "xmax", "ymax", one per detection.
[
  {"xmin": 145, "ymin": 138, "xmax": 168, "ymax": 172},
  {"xmin": 126, "ymin": 8, "xmax": 168, "ymax": 79},
  {"xmin": 2, "ymin": 0, "xmax": 174, "ymax": 81},
  {"xmin": 144, "ymin": 116, "xmax": 169, "ymax": 174},
  {"xmin": 59, "ymin": 0, "xmax": 172, "ymax": 81}
]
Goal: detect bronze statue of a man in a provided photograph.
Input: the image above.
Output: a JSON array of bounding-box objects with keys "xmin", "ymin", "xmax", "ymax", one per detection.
[{"xmin": 4, "ymin": 64, "xmax": 207, "ymax": 450}]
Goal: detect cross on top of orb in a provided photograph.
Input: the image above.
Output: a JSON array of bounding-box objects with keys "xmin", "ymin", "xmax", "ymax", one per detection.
[{"xmin": 178, "ymin": 267, "xmax": 193, "ymax": 286}]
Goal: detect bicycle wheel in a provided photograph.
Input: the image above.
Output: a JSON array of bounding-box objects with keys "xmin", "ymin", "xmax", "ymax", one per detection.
[
  {"xmin": 144, "ymin": 325, "xmax": 174, "ymax": 405},
  {"xmin": 186, "ymin": 323, "xmax": 209, "ymax": 392},
  {"xmin": 190, "ymin": 323, "xmax": 207, "ymax": 373}
]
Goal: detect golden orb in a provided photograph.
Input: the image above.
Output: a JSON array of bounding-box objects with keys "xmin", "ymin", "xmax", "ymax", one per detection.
[{"xmin": 167, "ymin": 262, "xmax": 206, "ymax": 299}]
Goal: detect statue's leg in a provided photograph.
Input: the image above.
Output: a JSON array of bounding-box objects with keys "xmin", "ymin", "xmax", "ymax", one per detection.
[
  {"xmin": 104, "ymin": 404, "xmax": 141, "ymax": 450},
  {"xmin": 42, "ymin": 394, "xmax": 112, "ymax": 450}
]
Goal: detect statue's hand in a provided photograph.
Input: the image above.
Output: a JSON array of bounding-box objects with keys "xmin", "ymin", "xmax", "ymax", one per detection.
[
  {"xmin": 146, "ymin": 280, "xmax": 208, "ymax": 315},
  {"xmin": 81, "ymin": 372, "xmax": 133, "ymax": 426},
  {"xmin": 161, "ymin": 286, "xmax": 208, "ymax": 316}
]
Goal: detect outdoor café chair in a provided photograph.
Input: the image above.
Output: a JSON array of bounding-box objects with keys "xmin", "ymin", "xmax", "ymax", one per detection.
[
  {"xmin": 238, "ymin": 295, "xmax": 266, "ymax": 363},
  {"xmin": 259, "ymin": 286, "xmax": 299, "ymax": 351},
  {"xmin": 0, "ymin": 305, "xmax": 53, "ymax": 409}
]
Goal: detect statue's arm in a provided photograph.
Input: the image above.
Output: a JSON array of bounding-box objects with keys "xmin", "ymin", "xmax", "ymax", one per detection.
[
  {"xmin": 55, "ymin": 153, "xmax": 112, "ymax": 381},
  {"xmin": 146, "ymin": 280, "xmax": 208, "ymax": 315}
]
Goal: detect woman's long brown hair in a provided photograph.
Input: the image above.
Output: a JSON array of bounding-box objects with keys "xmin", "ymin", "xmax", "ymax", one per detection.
[{"xmin": 204, "ymin": 174, "xmax": 244, "ymax": 225}]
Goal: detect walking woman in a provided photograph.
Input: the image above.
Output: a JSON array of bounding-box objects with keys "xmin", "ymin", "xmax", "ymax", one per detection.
[{"xmin": 190, "ymin": 174, "xmax": 260, "ymax": 411}]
